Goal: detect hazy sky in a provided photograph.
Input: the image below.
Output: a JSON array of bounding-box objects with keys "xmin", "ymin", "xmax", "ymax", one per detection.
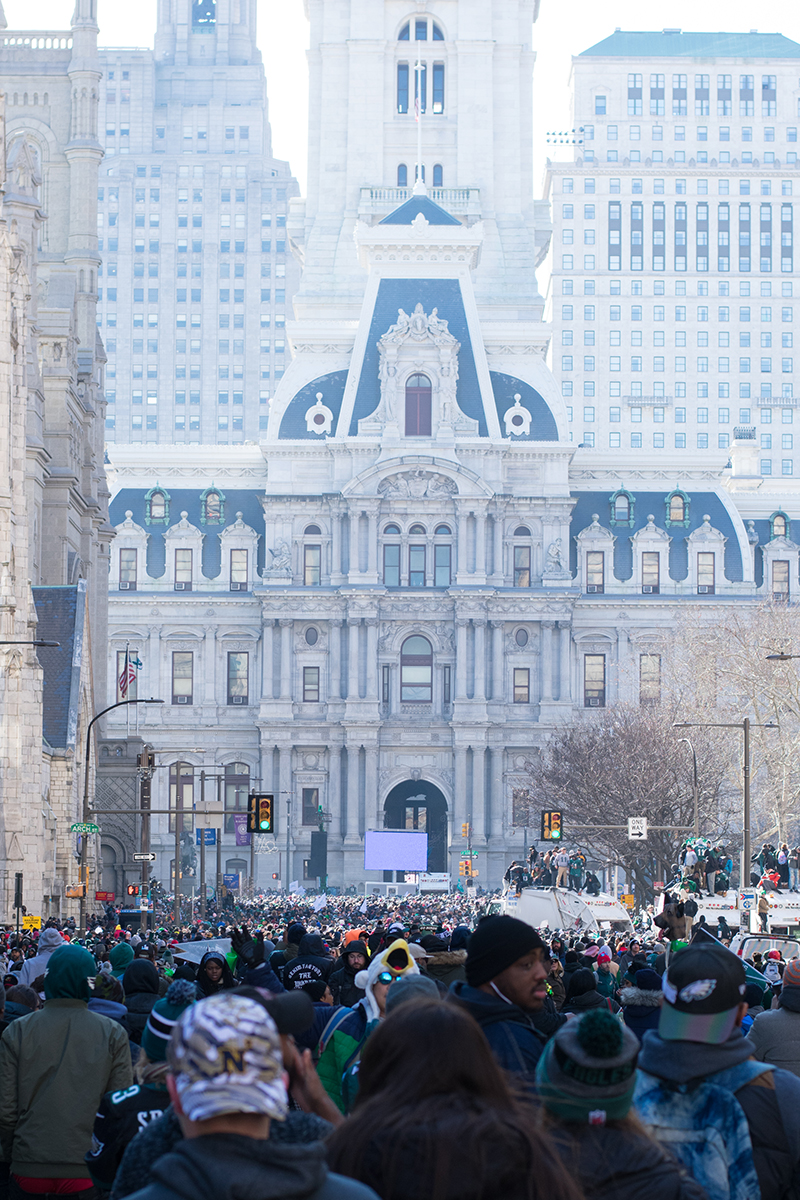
[{"xmin": 6, "ymin": 0, "xmax": 800, "ymax": 194}]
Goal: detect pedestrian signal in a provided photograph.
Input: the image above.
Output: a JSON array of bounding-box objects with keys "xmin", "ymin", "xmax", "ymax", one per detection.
[
  {"xmin": 541, "ymin": 810, "xmax": 563, "ymax": 841},
  {"xmin": 126, "ymin": 884, "xmax": 140, "ymax": 896},
  {"xmin": 247, "ymin": 793, "xmax": 274, "ymax": 833}
]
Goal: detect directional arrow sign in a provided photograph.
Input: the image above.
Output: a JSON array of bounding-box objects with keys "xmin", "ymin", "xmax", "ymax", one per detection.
[
  {"xmin": 132, "ymin": 852, "xmax": 157, "ymax": 862},
  {"xmin": 627, "ymin": 817, "xmax": 648, "ymax": 841},
  {"xmin": 70, "ymin": 822, "xmax": 99, "ymax": 834}
]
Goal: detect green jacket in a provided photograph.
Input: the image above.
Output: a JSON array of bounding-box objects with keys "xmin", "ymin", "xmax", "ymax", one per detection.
[
  {"xmin": 316, "ymin": 1003, "xmax": 376, "ymax": 1114},
  {"xmin": 0, "ymin": 999, "xmax": 133, "ymax": 1177}
]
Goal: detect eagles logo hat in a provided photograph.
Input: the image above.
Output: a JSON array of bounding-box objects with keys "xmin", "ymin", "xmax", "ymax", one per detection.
[{"xmin": 659, "ymin": 945, "xmax": 747, "ymax": 1044}]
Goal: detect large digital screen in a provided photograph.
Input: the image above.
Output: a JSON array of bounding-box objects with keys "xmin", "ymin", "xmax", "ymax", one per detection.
[{"xmin": 364, "ymin": 830, "xmax": 428, "ymax": 871}]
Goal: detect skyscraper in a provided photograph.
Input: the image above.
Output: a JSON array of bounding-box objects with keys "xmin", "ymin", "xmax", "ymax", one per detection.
[
  {"xmin": 98, "ymin": 0, "xmax": 300, "ymax": 445},
  {"xmin": 545, "ymin": 30, "xmax": 800, "ymax": 477}
]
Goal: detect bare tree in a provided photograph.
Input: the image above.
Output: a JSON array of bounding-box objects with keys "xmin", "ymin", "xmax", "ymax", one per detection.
[{"xmin": 520, "ymin": 702, "xmax": 737, "ymax": 905}]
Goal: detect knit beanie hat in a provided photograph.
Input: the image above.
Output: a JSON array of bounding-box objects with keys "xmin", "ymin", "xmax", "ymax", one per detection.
[
  {"xmin": 465, "ymin": 916, "xmax": 546, "ymax": 988},
  {"xmin": 384, "ymin": 974, "xmax": 440, "ymax": 1014},
  {"xmin": 141, "ymin": 979, "xmax": 196, "ymax": 1062},
  {"xmin": 634, "ymin": 968, "xmax": 663, "ymax": 992},
  {"xmin": 44, "ymin": 945, "xmax": 97, "ymax": 1001},
  {"xmin": 782, "ymin": 959, "xmax": 800, "ymax": 989},
  {"xmin": 536, "ymin": 1009, "xmax": 640, "ymax": 1124},
  {"xmin": 355, "ymin": 938, "xmax": 419, "ymax": 1020}
]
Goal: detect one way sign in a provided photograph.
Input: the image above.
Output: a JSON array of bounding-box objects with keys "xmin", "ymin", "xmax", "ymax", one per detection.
[{"xmin": 627, "ymin": 817, "xmax": 648, "ymax": 841}]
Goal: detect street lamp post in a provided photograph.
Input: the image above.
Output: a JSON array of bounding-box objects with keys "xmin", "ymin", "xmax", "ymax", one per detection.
[
  {"xmin": 673, "ymin": 719, "xmax": 777, "ymax": 885},
  {"xmin": 79, "ymin": 698, "xmax": 164, "ymax": 933},
  {"xmin": 676, "ymin": 737, "xmax": 700, "ymax": 837}
]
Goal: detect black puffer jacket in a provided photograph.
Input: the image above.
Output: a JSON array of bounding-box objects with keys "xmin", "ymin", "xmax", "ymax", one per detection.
[
  {"xmin": 284, "ymin": 934, "xmax": 334, "ymax": 989},
  {"xmin": 121, "ymin": 960, "xmax": 160, "ymax": 1044},
  {"xmin": 549, "ymin": 1125, "xmax": 708, "ymax": 1200},
  {"xmin": 328, "ymin": 944, "xmax": 367, "ymax": 1008}
]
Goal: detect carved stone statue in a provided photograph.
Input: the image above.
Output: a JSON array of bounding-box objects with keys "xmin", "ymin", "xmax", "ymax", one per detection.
[
  {"xmin": 545, "ymin": 538, "xmax": 566, "ymax": 574},
  {"xmin": 263, "ymin": 540, "xmax": 292, "ymax": 577}
]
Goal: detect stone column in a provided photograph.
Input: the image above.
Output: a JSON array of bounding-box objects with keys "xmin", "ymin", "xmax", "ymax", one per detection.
[
  {"xmin": 345, "ymin": 742, "xmax": 361, "ymax": 841},
  {"xmin": 455, "ymin": 618, "xmax": 469, "ymax": 700},
  {"xmin": 489, "ymin": 747, "xmax": 505, "ymax": 840},
  {"xmin": 347, "ymin": 617, "xmax": 360, "ymax": 699},
  {"xmin": 148, "ymin": 625, "xmax": 162, "ymax": 703},
  {"xmin": 558, "ymin": 622, "xmax": 572, "ymax": 703},
  {"xmin": 473, "ymin": 619, "xmax": 486, "ymax": 700},
  {"xmin": 493, "ymin": 513, "xmax": 505, "ymax": 579},
  {"xmin": 328, "ymin": 745, "xmax": 341, "ymax": 839},
  {"xmin": 329, "ymin": 618, "xmax": 342, "ymax": 701},
  {"xmin": 456, "ymin": 510, "xmax": 469, "ymax": 579},
  {"xmin": 261, "ymin": 618, "xmax": 274, "ymax": 700},
  {"xmin": 279, "ymin": 746, "xmax": 293, "ymax": 878},
  {"xmin": 471, "ymin": 746, "xmax": 486, "ymax": 841},
  {"xmin": 365, "ymin": 619, "xmax": 379, "ymax": 701},
  {"xmin": 453, "ymin": 746, "xmax": 468, "ymax": 844},
  {"xmin": 540, "ymin": 621, "xmax": 554, "ymax": 702},
  {"xmin": 203, "ymin": 627, "xmax": 216, "ymax": 704},
  {"xmin": 364, "ymin": 747, "xmax": 379, "ymax": 835},
  {"xmin": 366, "ymin": 511, "xmax": 378, "ymax": 580},
  {"xmin": 475, "ymin": 511, "xmax": 487, "ymax": 579},
  {"xmin": 279, "ymin": 619, "xmax": 293, "ymax": 700},
  {"xmin": 490, "ymin": 620, "xmax": 504, "ymax": 700},
  {"xmin": 330, "ymin": 510, "xmax": 342, "ymax": 582},
  {"xmin": 348, "ymin": 508, "xmax": 360, "ymax": 579}
]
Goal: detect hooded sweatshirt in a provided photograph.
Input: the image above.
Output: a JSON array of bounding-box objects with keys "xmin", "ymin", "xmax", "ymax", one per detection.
[
  {"xmin": 284, "ymin": 933, "xmax": 334, "ymax": 990},
  {"xmin": 17, "ymin": 928, "xmax": 65, "ymax": 987},
  {"xmin": 122, "ymin": 960, "xmax": 161, "ymax": 1044},
  {"xmin": 110, "ymin": 943, "xmax": 135, "ymax": 979},
  {"xmin": 119, "ymin": 1131, "xmax": 377, "ymax": 1200},
  {"xmin": 195, "ymin": 951, "xmax": 237, "ymax": 998},
  {"xmin": 317, "ymin": 940, "xmax": 418, "ymax": 1113},
  {"xmin": 0, "ymin": 946, "xmax": 132, "ymax": 1179}
]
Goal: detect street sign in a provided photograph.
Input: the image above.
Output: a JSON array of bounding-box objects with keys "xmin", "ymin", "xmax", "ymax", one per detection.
[
  {"xmin": 621, "ymin": 893, "xmax": 635, "ymax": 909},
  {"xmin": 739, "ymin": 890, "xmax": 755, "ymax": 912},
  {"xmin": 95, "ymin": 891, "xmax": 115, "ymax": 902},
  {"xmin": 70, "ymin": 822, "xmax": 98, "ymax": 834},
  {"xmin": 195, "ymin": 800, "xmax": 224, "ymax": 829},
  {"xmin": 460, "ymin": 851, "xmax": 478, "ymax": 858},
  {"xmin": 22, "ymin": 915, "xmax": 41, "ymax": 930},
  {"xmin": 627, "ymin": 817, "xmax": 648, "ymax": 841},
  {"xmin": 132, "ymin": 852, "xmax": 156, "ymax": 862},
  {"xmin": 196, "ymin": 828, "xmax": 217, "ymax": 846}
]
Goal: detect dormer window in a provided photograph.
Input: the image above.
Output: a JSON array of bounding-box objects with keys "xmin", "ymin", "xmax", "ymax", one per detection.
[
  {"xmin": 200, "ymin": 487, "xmax": 224, "ymax": 525},
  {"xmin": 397, "ymin": 164, "xmax": 408, "ymax": 188},
  {"xmin": 405, "ymin": 374, "xmax": 432, "ymax": 436},
  {"xmin": 771, "ymin": 511, "xmax": 790, "ymax": 539},
  {"xmin": 610, "ymin": 488, "xmax": 634, "ymax": 526},
  {"xmin": 144, "ymin": 486, "xmax": 169, "ymax": 525},
  {"xmin": 665, "ymin": 489, "xmax": 690, "ymax": 527}
]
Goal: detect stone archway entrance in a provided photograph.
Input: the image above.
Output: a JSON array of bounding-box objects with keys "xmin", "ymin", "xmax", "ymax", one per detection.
[{"xmin": 383, "ymin": 780, "xmax": 448, "ymax": 872}]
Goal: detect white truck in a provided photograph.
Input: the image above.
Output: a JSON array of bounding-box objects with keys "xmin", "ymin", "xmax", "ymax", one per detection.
[
  {"xmin": 502, "ymin": 886, "xmax": 599, "ymax": 933},
  {"xmin": 581, "ymin": 891, "xmax": 634, "ymax": 933}
]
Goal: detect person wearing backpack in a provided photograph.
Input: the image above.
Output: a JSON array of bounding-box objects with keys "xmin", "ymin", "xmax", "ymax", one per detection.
[{"xmin": 634, "ymin": 944, "xmax": 800, "ymax": 1200}]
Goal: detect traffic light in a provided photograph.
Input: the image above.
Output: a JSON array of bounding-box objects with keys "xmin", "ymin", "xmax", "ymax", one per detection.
[
  {"xmin": 257, "ymin": 794, "xmax": 273, "ymax": 832},
  {"xmin": 459, "ymin": 861, "xmax": 468, "ymax": 876},
  {"xmin": 247, "ymin": 793, "xmax": 274, "ymax": 833},
  {"xmin": 461, "ymin": 823, "xmax": 470, "ymax": 838},
  {"xmin": 541, "ymin": 810, "xmax": 563, "ymax": 841},
  {"xmin": 126, "ymin": 884, "xmax": 140, "ymax": 897}
]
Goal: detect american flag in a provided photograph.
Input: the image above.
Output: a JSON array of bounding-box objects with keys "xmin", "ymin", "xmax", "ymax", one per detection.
[{"xmin": 118, "ymin": 648, "xmax": 139, "ymax": 698}]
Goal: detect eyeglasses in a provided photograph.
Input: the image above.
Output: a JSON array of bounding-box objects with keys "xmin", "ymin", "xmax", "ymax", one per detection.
[{"xmin": 375, "ymin": 971, "xmax": 396, "ymax": 985}]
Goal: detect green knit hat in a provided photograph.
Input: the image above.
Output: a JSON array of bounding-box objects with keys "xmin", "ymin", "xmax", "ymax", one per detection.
[
  {"xmin": 535, "ymin": 1009, "xmax": 640, "ymax": 1124},
  {"xmin": 140, "ymin": 979, "xmax": 196, "ymax": 1062}
]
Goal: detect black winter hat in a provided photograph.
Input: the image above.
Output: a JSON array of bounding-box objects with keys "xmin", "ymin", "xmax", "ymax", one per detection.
[{"xmin": 465, "ymin": 916, "xmax": 546, "ymax": 987}]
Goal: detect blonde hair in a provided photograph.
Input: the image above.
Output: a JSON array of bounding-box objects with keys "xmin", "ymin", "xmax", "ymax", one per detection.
[{"xmin": 134, "ymin": 1048, "xmax": 169, "ymax": 1087}]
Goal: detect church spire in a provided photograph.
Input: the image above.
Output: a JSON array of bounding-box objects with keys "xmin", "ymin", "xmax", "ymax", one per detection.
[{"xmin": 0, "ymin": 5, "xmax": 7, "ymax": 32}]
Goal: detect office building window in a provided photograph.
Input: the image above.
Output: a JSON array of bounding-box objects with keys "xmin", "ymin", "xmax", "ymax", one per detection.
[
  {"xmin": 697, "ymin": 552, "xmax": 715, "ymax": 593},
  {"xmin": 302, "ymin": 666, "xmax": 320, "ymax": 703},
  {"xmin": 405, "ymin": 374, "xmax": 431, "ymax": 435},
  {"xmin": 119, "ymin": 548, "xmax": 137, "ymax": 590},
  {"xmin": 172, "ymin": 652, "xmax": 193, "ymax": 705},
  {"xmin": 227, "ymin": 652, "xmax": 249, "ymax": 704},
  {"xmin": 400, "ymin": 635, "xmax": 433, "ymax": 702},
  {"xmin": 642, "ymin": 552, "xmax": 660, "ymax": 593},
  {"xmin": 303, "ymin": 544, "xmax": 321, "ymax": 586},
  {"xmin": 230, "ymin": 548, "xmax": 248, "ymax": 590},
  {"xmin": 513, "ymin": 668, "xmax": 530, "ymax": 704},
  {"xmin": 302, "ymin": 787, "xmax": 320, "ymax": 827},
  {"xmin": 584, "ymin": 654, "xmax": 606, "ymax": 707},
  {"xmin": 640, "ymin": 654, "xmax": 661, "ymax": 704}
]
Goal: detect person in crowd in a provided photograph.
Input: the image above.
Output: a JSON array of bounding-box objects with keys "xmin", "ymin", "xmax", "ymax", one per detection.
[
  {"xmin": 3, "ymin": 986, "xmax": 38, "ymax": 1019},
  {"xmin": 537, "ymin": 1008, "xmax": 707, "ymax": 1200},
  {"xmin": 739, "ymin": 982, "xmax": 767, "ymax": 1035},
  {"xmin": 328, "ymin": 940, "xmax": 368, "ymax": 1007},
  {"xmin": 747, "ymin": 957, "xmax": 800, "ymax": 1077},
  {"xmin": 790, "ymin": 845, "xmax": 800, "ymax": 893},
  {"xmin": 268, "ymin": 922, "xmax": 306, "ymax": 982},
  {"xmin": 547, "ymin": 955, "xmax": 567, "ymax": 1011},
  {"xmin": 318, "ymin": 939, "xmax": 419, "ymax": 1114},
  {"xmin": 584, "ymin": 871, "xmax": 602, "ymax": 896},
  {"xmin": 421, "ymin": 929, "xmax": 468, "ymax": 987},
  {"xmin": 122, "ymin": 992, "xmax": 376, "ymax": 1200},
  {"xmin": 704, "ymin": 847, "xmax": 719, "ymax": 898},
  {"xmin": 635, "ymin": 944, "xmax": 800, "ymax": 1200},
  {"xmin": 450, "ymin": 915, "xmax": 549, "ymax": 1082},
  {"xmin": 0, "ymin": 944, "xmax": 132, "ymax": 1198},
  {"xmin": 594, "ymin": 948, "xmax": 618, "ymax": 1000},
  {"xmin": 618, "ymin": 968, "xmax": 663, "ymax": 1042},
  {"xmin": 777, "ymin": 843, "xmax": 791, "ymax": 890},
  {"xmin": 16, "ymin": 928, "xmax": 64, "ymax": 987},
  {"xmin": 561, "ymin": 968, "xmax": 621, "ymax": 1017},
  {"xmin": 86, "ymin": 980, "xmax": 196, "ymax": 1193},
  {"xmin": 109, "ymin": 942, "xmax": 135, "ymax": 980},
  {"xmin": 284, "ymin": 932, "xmax": 335, "ymax": 990},
  {"xmin": 194, "ymin": 950, "xmax": 236, "ymax": 998},
  {"xmin": 554, "ymin": 849, "xmax": 570, "ymax": 888},
  {"xmin": 326, "ymin": 1000, "xmax": 582, "ymax": 1200},
  {"xmin": 122, "ymin": 959, "xmax": 162, "ymax": 1046}
]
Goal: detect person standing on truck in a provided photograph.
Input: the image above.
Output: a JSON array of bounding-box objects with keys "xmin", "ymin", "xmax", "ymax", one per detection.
[{"xmin": 555, "ymin": 849, "xmax": 570, "ymax": 889}]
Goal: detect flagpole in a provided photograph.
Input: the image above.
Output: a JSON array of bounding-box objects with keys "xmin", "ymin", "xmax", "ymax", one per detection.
[{"xmin": 125, "ymin": 643, "xmax": 130, "ymax": 739}]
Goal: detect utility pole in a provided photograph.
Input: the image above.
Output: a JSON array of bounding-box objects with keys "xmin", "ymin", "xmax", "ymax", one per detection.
[
  {"xmin": 199, "ymin": 771, "xmax": 206, "ymax": 921},
  {"xmin": 137, "ymin": 744, "xmax": 153, "ymax": 933}
]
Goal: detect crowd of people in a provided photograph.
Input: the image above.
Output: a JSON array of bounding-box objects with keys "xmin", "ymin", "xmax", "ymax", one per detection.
[
  {"xmin": 1, "ymin": 894, "xmax": 800, "ymax": 1200},
  {"xmin": 503, "ymin": 849, "xmax": 602, "ymax": 896}
]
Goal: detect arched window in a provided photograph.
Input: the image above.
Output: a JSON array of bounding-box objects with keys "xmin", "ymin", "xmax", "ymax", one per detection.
[
  {"xmin": 401, "ymin": 635, "xmax": 433, "ymax": 702},
  {"xmin": 665, "ymin": 489, "xmax": 689, "ymax": 526},
  {"xmin": 384, "ymin": 523, "xmax": 401, "ymax": 535},
  {"xmin": 432, "ymin": 22, "xmax": 444, "ymax": 40},
  {"xmin": 514, "ymin": 526, "xmax": 531, "ymax": 537},
  {"xmin": 305, "ymin": 524, "xmax": 321, "ymax": 535},
  {"xmin": 435, "ymin": 524, "xmax": 451, "ymax": 535},
  {"xmin": 433, "ymin": 163, "xmax": 443, "ymax": 188},
  {"xmin": 144, "ymin": 485, "xmax": 169, "ymax": 525},
  {"xmin": 224, "ymin": 762, "xmax": 250, "ymax": 833},
  {"xmin": 397, "ymin": 63, "xmax": 409, "ymax": 114},
  {"xmin": 409, "ymin": 523, "xmax": 426, "ymax": 535},
  {"xmin": 405, "ymin": 374, "xmax": 432, "ymax": 436},
  {"xmin": 771, "ymin": 511, "xmax": 790, "ymax": 539},
  {"xmin": 513, "ymin": 527, "xmax": 531, "ymax": 587},
  {"xmin": 200, "ymin": 487, "xmax": 224, "ymax": 525},
  {"xmin": 397, "ymin": 163, "xmax": 408, "ymax": 188},
  {"xmin": 610, "ymin": 488, "xmax": 634, "ymax": 526},
  {"xmin": 383, "ymin": 524, "xmax": 401, "ymax": 586},
  {"xmin": 398, "ymin": 22, "xmax": 410, "ymax": 39}
]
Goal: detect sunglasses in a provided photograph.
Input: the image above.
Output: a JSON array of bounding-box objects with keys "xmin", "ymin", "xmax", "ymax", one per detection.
[{"xmin": 375, "ymin": 971, "xmax": 397, "ymax": 985}]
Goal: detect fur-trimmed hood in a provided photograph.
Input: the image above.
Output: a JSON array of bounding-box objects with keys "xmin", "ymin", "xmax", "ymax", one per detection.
[
  {"xmin": 425, "ymin": 950, "xmax": 467, "ymax": 967},
  {"xmin": 619, "ymin": 985, "xmax": 663, "ymax": 1008}
]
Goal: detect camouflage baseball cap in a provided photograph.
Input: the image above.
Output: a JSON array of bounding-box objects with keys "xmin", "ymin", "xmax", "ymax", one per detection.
[{"xmin": 168, "ymin": 992, "xmax": 287, "ymax": 1122}]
